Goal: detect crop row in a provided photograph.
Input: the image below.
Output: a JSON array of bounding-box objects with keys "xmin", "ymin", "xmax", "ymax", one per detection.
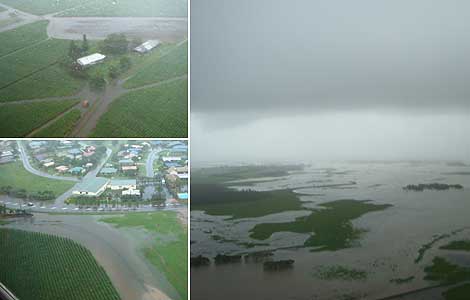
[{"xmin": 0, "ymin": 228, "xmax": 121, "ymax": 300}]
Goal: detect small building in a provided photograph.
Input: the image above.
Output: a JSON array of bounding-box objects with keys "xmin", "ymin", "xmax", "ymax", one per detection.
[
  {"xmin": 69, "ymin": 166, "xmax": 85, "ymax": 175},
  {"xmin": 100, "ymin": 167, "xmax": 117, "ymax": 175},
  {"xmin": 162, "ymin": 156, "xmax": 182, "ymax": 162},
  {"xmin": 109, "ymin": 179, "xmax": 137, "ymax": 190},
  {"xmin": 43, "ymin": 161, "xmax": 55, "ymax": 168},
  {"xmin": 119, "ymin": 159, "xmax": 134, "ymax": 166},
  {"xmin": 134, "ymin": 40, "xmax": 160, "ymax": 54},
  {"xmin": 55, "ymin": 165, "xmax": 69, "ymax": 173},
  {"xmin": 122, "ymin": 165, "xmax": 138, "ymax": 171},
  {"xmin": 177, "ymin": 193, "xmax": 188, "ymax": 200},
  {"xmin": 77, "ymin": 53, "xmax": 106, "ymax": 67},
  {"xmin": 72, "ymin": 178, "xmax": 110, "ymax": 197},
  {"xmin": 122, "ymin": 189, "xmax": 141, "ymax": 196}
]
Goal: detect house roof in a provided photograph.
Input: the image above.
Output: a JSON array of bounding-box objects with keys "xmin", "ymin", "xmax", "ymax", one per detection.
[
  {"xmin": 110, "ymin": 179, "xmax": 137, "ymax": 186},
  {"xmin": 134, "ymin": 40, "xmax": 160, "ymax": 52},
  {"xmin": 74, "ymin": 177, "xmax": 109, "ymax": 193},
  {"xmin": 100, "ymin": 167, "xmax": 117, "ymax": 174}
]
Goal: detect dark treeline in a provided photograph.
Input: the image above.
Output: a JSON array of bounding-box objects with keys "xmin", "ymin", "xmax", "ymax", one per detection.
[
  {"xmin": 403, "ymin": 183, "xmax": 463, "ymax": 192},
  {"xmin": 0, "ymin": 186, "xmax": 55, "ymax": 201},
  {"xmin": 191, "ymin": 183, "xmax": 266, "ymax": 205}
]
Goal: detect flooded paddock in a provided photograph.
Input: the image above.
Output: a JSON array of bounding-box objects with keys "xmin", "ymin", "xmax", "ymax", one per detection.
[
  {"xmin": 191, "ymin": 162, "xmax": 470, "ymax": 300},
  {"xmin": 47, "ymin": 17, "xmax": 188, "ymax": 42},
  {"xmin": 6, "ymin": 213, "xmax": 180, "ymax": 300}
]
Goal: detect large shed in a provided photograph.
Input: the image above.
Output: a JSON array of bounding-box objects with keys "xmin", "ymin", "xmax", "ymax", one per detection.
[{"xmin": 77, "ymin": 53, "xmax": 106, "ymax": 67}]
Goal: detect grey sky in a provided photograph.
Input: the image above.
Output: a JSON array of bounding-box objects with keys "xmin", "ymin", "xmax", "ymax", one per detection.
[{"xmin": 191, "ymin": 0, "xmax": 470, "ymax": 163}]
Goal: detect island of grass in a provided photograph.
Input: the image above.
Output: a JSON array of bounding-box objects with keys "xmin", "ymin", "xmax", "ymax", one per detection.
[
  {"xmin": 0, "ymin": 228, "xmax": 120, "ymax": 300},
  {"xmin": 191, "ymin": 184, "xmax": 305, "ymax": 219},
  {"xmin": 191, "ymin": 164, "xmax": 304, "ymax": 185},
  {"xmin": 403, "ymin": 183, "xmax": 463, "ymax": 192},
  {"xmin": 250, "ymin": 200, "xmax": 392, "ymax": 251},
  {"xmin": 0, "ymin": 161, "xmax": 74, "ymax": 198},
  {"xmin": 440, "ymin": 240, "xmax": 470, "ymax": 251},
  {"xmin": 101, "ymin": 211, "xmax": 187, "ymax": 300},
  {"xmin": 91, "ymin": 78, "xmax": 188, "ymax": 138}
]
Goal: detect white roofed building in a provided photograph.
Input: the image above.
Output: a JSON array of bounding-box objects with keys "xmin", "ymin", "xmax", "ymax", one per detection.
[
  {"xmin": 77, "ymin": 53, "xmax": 106, "ymax": 67},
  {"xmin": 134, "ymin": 40, "xmax": 160, "ymax": 54}
]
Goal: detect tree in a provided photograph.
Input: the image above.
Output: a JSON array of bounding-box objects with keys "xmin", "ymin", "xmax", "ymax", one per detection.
[
  {"xmin": 102, "ymin": 33, "xmax": 129, "ymax": 55},
  {"xmin": 68, "ymin": 40, "xmax": 82, "ymax": 60},
  {"xmin": 119, "ymin": 56, "xmax": 131, "ymax": 72},
  {"xmin": 108, "ymin": 65, "xmax": 120, "ymax": 79},
  {"xmin": 82, "ymin": 34, "xmax": 89, "ymax": 53},
  {"xmin": 90, "ymin": 72, "xmax": 106, "ymax": 90}
]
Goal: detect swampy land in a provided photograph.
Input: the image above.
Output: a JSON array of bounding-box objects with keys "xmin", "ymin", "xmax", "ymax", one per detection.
[{"xmin": 191, "ymin": 162, "xmax": 470, "ymax": 300}]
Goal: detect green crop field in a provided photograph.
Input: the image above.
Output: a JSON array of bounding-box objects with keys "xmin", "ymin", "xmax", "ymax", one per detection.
[
  {"xmin": 0, "ymin": 64, "xmax": 83, "ymax": 102},
  {"xmin": 0, "ymin": 21, "xmax": 48, "ymax": 57},
  {"xmin": 124, "ymin": 42, "xmax": 188, "ymax": 88},
  {"xmin": 102, "ymin": 211, "xmax": 187, "ymax": 300},
  {"xmin": 91, "ymin": 79, "xmax": 187, "ymax": 138},
  {"xmin": 32, "ymin": 108, "xmax": 81, "ymax": 137},
  {"xmin": 0, "ymin": 99, "xmax": 79, "ymax": 137},
  {"xmin": 0, "ymin": 0, "xmax": 84, "ymax": 15},
  {"xmin": 0, "ymin": 228, "xmax": 120, "ymax": 300},
  {"xmin": 0, "ymin": 38, "xmax": 69, "ymax": 89},
  {"xmin": 0, "ymin": 161, "xmax": 74, "ymax": 196}
]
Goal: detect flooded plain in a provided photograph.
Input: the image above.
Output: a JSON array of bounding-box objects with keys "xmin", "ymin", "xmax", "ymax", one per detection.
[
  {"xmin": 191, "ymin": 162, "xmax": 470, "ymax": 300},
  {"xmin": 5, "ymin": 213, "xmax": 180, "ymax": 300}
]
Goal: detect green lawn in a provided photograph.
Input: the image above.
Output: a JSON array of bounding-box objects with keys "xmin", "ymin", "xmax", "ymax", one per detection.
[
  {"xmin": 250, "ymin": 200, "xmax": 392, "ymax": 251},
  {"xmin": 0, "ymin": 21, "xmax": 49, "ymax": 57},
  {"xmin": 102, "ymin": 211, "xmax": 187, "ymax": 300},
  {"xmin": 124, "ymin": 42, "xmax": 188, "ymax": 88},
  {"xmin": 0, "ymin": 99, "xmax": 79, "ymax": 137},
  {"xmin": 0, "ymin": 228, "xmax": 120, "ymax": 300},
  {"xmin": 0, "ymin": 161, "xmax": 74, "ymax": 195},
  {"xmin": 32, "ymin": 108, "xmax": 81, "ymax": 137},
  {"xmin": 91, "ymin": 79, "xmax": 187, "ymax": 138}
]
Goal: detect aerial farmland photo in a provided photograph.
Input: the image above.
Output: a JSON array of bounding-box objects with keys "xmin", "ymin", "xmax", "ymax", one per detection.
[
  {"xmin": 0, "ymin": 139, "xmax": 188, "ymax": 300},
  {"xmin": 0, "ymin": 0, "xmax": 187, "ymax": 138}
]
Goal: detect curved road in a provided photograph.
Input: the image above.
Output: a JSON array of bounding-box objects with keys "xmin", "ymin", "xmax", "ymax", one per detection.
[{"xmin": 17, "ymin": 141, "xmax": 79, "ymax": 182}]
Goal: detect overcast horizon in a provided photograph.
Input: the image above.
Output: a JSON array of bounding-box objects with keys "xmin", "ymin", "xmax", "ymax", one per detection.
[{"xmin": 191, "ymin": 0, "xmax": 470, "ymax": 163}]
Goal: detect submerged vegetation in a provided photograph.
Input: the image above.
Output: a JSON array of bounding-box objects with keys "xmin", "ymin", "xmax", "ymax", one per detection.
[
  {"xmin": 314, "ymin": 265, "xmax": 368, "ymax": 281},
  {"xmin": 440, "ymin": 240, "xmax": 470, "ymax": 251},
  {"xmin": 102, "ymin": 212, "xmax": 187, "ymax": 300},
  {"xmin": 403, "ymin": 183, "xmax": 463, "ymax": 192},
  {"xmin": 191, "ymin": 255, "xmax": 210, "ymax": 267},
  {"xmin": 263, "ymin": 259, "xmax": 294, "ymax": 271},
  {"xmin": 424, "ymin": 256, "xmax": 470, "ymax": 284},
  {"xmin": 0, "ymin": 228, "xmax": 120, "ymax": 300},
  {"xmin": 214, "ymin": 254, "xmax": 242, "ymax": 265},
  {"xmin": 250, "ymin": 200, "xmax": 392, "ymax": 251}
]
